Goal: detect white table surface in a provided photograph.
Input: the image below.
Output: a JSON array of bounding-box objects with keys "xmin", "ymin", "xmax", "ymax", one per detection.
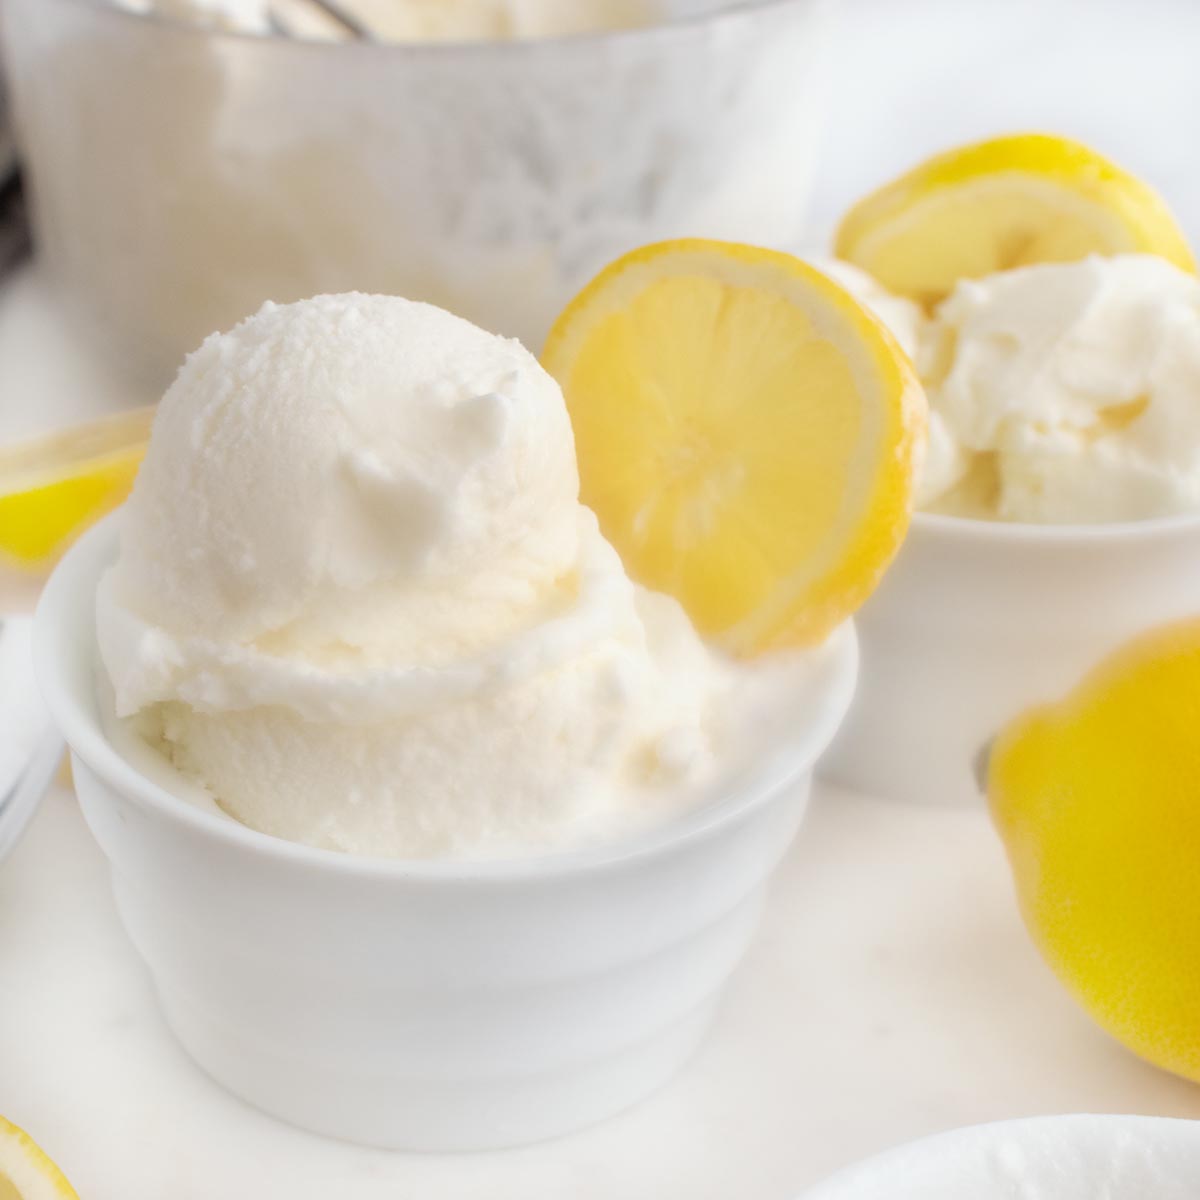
[
  {"xmin": 7, "ymin": 782, "xmax": 1200, "ymax": 1200},
  {"xmin": 5, "ymin": 0, "xmax": 1200, "ymax": 1195}
]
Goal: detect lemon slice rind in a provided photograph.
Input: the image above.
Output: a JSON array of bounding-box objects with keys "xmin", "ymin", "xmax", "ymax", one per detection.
[
  {"xmin": 836, "ymin": 133, "xmax": 1196, "ymax": 307},
  {"xmin": 0, "ymin": 406, "xmax": 154, "ymax": 570},
  {"xmin": 0, "ymin": 1116, "xmax": 80, "ymax": 1200},
  {"xmin": 544, "ymin": 239, "xmax": 925, "ymax": 655}
]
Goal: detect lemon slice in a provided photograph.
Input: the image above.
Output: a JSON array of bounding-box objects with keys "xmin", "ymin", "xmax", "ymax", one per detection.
[
  {"xmin": 835, "ymin": 132, "xmax": 1196, "ymax": 308},
  {"xmin": 0, "ymin": 406, "xmax": 154, "ymax": 572},
  {"xmin": 543, "ymin": 239, "xmax": 925, "ymax": 655},
  {"xmin": 0, "ymin": 1117, "xmax": 79, "ymax": 1200}
]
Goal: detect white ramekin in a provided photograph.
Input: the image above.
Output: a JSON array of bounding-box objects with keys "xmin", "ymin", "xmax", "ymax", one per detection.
[
  {"xmin": 800, "ymin": 1115, "xmax": 1200, "ymax": 1198},
  {"xmin": 34, "ymin": 518, "xmax": 857, "ymax": 1151},
  {"xmin": 823, "ymin": 510, "xmax": 1200, "ymax": 805}
]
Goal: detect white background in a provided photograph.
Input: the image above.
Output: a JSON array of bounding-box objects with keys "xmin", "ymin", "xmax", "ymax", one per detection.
[{"xmin": 3, "ymin": 1, "xmax": 1200, "ymax": 1196}]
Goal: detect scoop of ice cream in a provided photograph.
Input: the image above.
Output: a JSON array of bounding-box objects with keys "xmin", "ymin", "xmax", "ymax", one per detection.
[
  {"xmin": 98, "ymin": 294, "xmax": 803, "ymax": 859},
  {"xmin": 107, "ymin": 294, "xmax": 581, "ymax": 664},
  {"xmin": 919, "ymin": 255, "xmax": 1200, "ymax": 524}
]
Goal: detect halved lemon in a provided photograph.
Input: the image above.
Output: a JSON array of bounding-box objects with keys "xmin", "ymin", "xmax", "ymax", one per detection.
[
  {"xmin": 835, "ymin": 132, "xmax": 1196, "ymax": 308},
  {"xmin": 0, "ymin": 406, "xmax": 154, "ymax": 573},
  {"xmin": 0, "ymin": 1116, "xmax": 79, "ymax": 1200},
  {"xmin": 543, "ymin": 239, "xmax": 925, "ymax": 656}
]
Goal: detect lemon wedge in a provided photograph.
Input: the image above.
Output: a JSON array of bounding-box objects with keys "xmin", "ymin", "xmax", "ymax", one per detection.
[
  {"xmin": 543, "ymin": 239, "xmax": 925, "ymax": 655},
  {"xmin": 836, "ymin": 132, "xmax": 1196, "ymax": 308},
  {"xmin": 0, "ymin": 407, "xmax": 153, "ymax": 573},
  {"xmin": 989, "ymin": 618, "xmax": 1200, "ymax": 1083},
  {"xmin": 0, "ymin": 1117, "xmax": 79, "ymax": 1200}
]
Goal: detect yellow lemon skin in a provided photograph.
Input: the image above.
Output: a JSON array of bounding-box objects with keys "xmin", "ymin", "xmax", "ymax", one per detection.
[
  {"xmin": 989, "ymin": 618, "xmax": 1200, "ymax": 1082},
  {"xmin": 0, "ymin": 1116, "xmax": 80, "ymax": 1200},
  {"xmin": 0, "ymin": 407, "xmax": 153, "ymax": 573},
  {"xmin": 836, "ymin": 132, "xmax": 1196, "ymax": 309},
  {"xmin": 543, "ymin": 238, "xmax": 925, "ymax": 657}
]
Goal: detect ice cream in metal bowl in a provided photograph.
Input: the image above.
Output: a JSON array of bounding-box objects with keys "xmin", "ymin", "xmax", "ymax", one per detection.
[{"xmin": 2, "ymin": 0, "xmax": 835, "ymax": 388}]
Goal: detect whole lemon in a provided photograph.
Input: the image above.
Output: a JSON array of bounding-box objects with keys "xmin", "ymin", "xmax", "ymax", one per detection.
[{"xmin": 989, "ymin": 617, "xmax": 1200, "ymax": 1081}]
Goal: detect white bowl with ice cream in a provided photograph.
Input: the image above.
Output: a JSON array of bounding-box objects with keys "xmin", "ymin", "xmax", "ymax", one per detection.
[
  {"xmin": 823, "ymin": 254, "xmax": 1200, "ymax": 804},
  {"xmin": 798, "ymin": 1115, "xmax": 1200, "ymax": 1198},
  {"xmin": 34, "ymin": 293, "xmax": 858, "ymax": 1150}
]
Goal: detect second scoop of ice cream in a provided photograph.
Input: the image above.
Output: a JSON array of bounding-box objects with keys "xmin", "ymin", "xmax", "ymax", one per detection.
[
  {"xmin": 918, "ymin": 255, "xmax": 1200, "ymax": 524},
  {"xmin": 97, "ymin": 294, "xmax": 814, "ymax": 859}
]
